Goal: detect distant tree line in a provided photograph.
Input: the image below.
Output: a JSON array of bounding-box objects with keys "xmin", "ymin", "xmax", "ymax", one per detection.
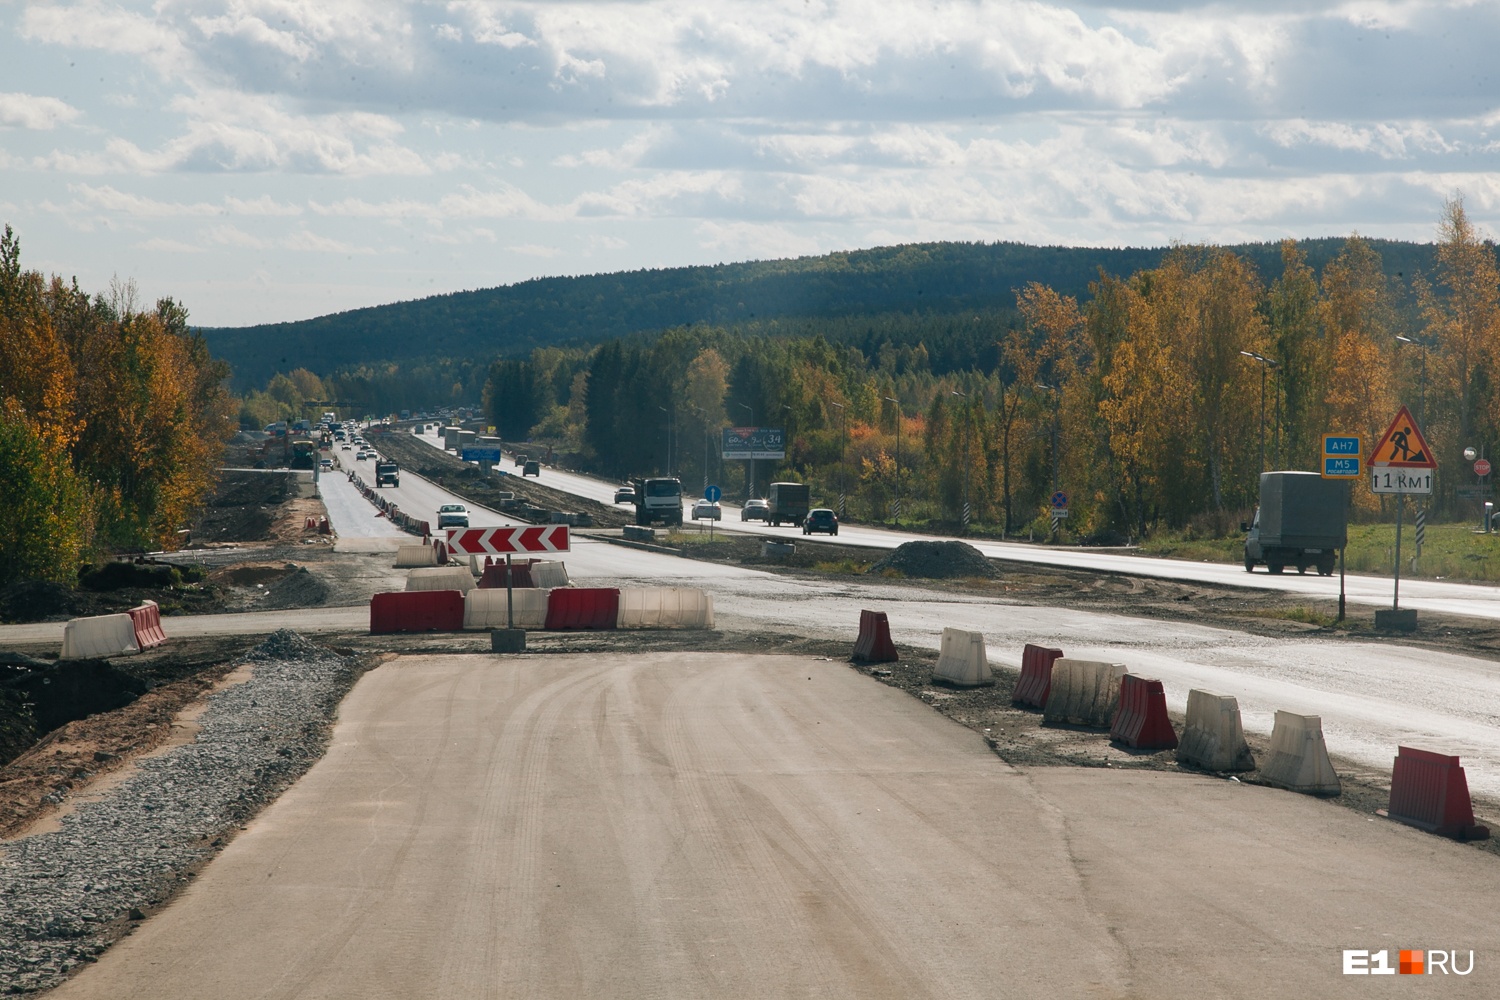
[
  {"xmin": 200, "ymin": 237, "xmax": 1443, "ymax": 390},
  {"xmin": 0, "ymin": 226, "xmax": 236, "ymax": 585},
  {"xmin": 474, "ymin": 200, "xmax": 1500, "ymax": 538}
]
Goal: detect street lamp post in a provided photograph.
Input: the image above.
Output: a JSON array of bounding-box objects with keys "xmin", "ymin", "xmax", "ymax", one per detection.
[
  {"xmin": 951, "ymin": 389, "xmax": 970, "ymax": 530},
  {"xmin": 1239, "ymin": 351, "xmax": 1280, "ymax": 473},
  {"xmin": 830, "ymin": 401, "xmax": 847, "ymax": 519},
  {"xmin": 1034, "ymin": 382, "xmax": 1060, "ymax": 497},
  {"xmin": 883, "ymin": 395, "xmax": 901, "ymax": 525},
  {"xmin": 737, "ymin": 403, "xmax": 755, "ymax": 499},
  {"xmin": 1396, "ymin": 335, "xmax": 1431, "ymax": 428},
  {"xmin": 657, "ymin": 405, "xmax": 673, "ymax": 477}
]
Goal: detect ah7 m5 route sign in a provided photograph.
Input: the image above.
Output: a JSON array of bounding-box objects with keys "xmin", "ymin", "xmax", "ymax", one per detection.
[{"xmin": 446, "ymin": 525, "xmax": 571, "ymax": 555}]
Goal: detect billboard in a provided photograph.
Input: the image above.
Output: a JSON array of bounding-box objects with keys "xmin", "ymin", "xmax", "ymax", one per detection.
[{"xmin": 722, "ymin": 427, "xmax": 785, "ymax": 460}]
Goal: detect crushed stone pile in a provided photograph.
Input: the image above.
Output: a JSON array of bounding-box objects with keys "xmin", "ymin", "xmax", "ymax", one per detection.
[
  {"xmin": 0, "ymin": 630, "xmax": 360, "ymax": 995},
  {"xmin": 868, "ymin": 540, "xmax": 1000, "ymax": 579}
]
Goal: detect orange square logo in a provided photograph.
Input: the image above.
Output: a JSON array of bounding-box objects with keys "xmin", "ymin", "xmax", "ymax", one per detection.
[{"xmin": 1400, "ymin": 950, "xmax": 1425, "ymax": 975}]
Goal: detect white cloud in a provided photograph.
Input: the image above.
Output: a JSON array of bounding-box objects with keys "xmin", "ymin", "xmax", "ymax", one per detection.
[
  {"xmin": 135, "ymin": 236, "xmax": 204, "ymax": 252},
  {"xmin": 0, "ymin": 92, "xmax": 82, "ymax": 129}
]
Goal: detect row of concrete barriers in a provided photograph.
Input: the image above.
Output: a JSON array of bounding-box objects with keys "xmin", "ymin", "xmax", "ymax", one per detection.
[
  {"xmin": 347, "ymin": 471, "xmax": 429, "ymax": 538},
  {"xmin": 59, "ymin": 600, "xmax": 169, "ymax": 660},
  {"xmin": 851, "ymin": 610, "xmax": 1489, "ymax": 843},
  {"xmin": 371, "ymin": 586, "xmax": 715, "ymax": 633}
]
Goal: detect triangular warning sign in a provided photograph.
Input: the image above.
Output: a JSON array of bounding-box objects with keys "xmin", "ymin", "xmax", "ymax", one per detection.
[{"xmin": 1369, "ymin": 405, "xmax": 1436, "ymax": 468}]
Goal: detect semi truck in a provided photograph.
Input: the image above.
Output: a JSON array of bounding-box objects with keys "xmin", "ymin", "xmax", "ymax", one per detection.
[
  {"xmin": 630, "ymin": 476, "xmax": 684, "ymax": 526},
  {"xmin": 1243, "ymin": 471, "xmax": 1347, "ymax": 576},
  {"xmin": 767, "ymin": 481, "xmax": 810, "ymax": 527},
  {"xmin": 375, "ymin": 460, "xmax": 400, "ymax": 488}
]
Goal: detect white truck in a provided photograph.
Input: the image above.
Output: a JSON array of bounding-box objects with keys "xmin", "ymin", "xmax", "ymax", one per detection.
[{"xmin": 630, "ymin": 477, "xmax": 683, "ymax": 526}]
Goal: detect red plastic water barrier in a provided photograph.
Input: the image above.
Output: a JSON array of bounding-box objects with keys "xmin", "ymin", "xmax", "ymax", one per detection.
[
  {"xmin": 545, "ymin": 588, "xmax": 620, "ymax": 630},
  {"xmin": 851, "ymin": 609, "xmax": 898, "ymax": 663},
  {"xmin": 1385, "ymin": 746, "xmax": 1491, "ymax": 841},
  {"xmin": 478, "ymin": 560, "xmax": 536, "ymax": 590},
  {"xmin": 369, "ymin": 590, "xmax": 465, "ymax": 634},
  {"xmin": 127, "ymin": 600, "xmax": 168, "ymax": 650},
  {"xmin": 1012, "ymin": 643, "xmax": 1063, "ymax": 708},
  {"xmin": 1109, "ymin": 674, "xmax": 1178, "ymax": 750}
]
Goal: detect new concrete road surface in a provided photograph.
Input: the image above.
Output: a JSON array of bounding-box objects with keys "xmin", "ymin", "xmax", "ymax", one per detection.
[{"xmin": 46, "ymin": 653, "xmax": 1499, "ymax": 999}]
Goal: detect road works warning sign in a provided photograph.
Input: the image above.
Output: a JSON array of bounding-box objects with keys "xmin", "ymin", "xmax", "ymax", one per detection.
[
  {"xmin": 446, "ymin": 525, "xmax": 570, "ymax": 554},
  {"xmin": 1369, "ymin": 405, "xmax": 1435, "ymax": 495}
]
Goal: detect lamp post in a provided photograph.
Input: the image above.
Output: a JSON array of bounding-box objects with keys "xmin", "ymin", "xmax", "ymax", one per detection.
[
  {"xmin": 883, "ymin": 395, "xmax": 901, "ymax": 526},
  {"xmin": 1034, "ymin": 382, "xmax": 1060, "ymax": 498},
  {"xmin": 737, "ymin": 402, "xmax": 755, "ymax": 499},
  {"xmin": 781, "ymin": 403, "xmax": 794, "ymax": 472},
  {"xmin": 657, "ymin": 405, "xmax": 673, "ymax": 477},
  {"xmin": 1395, "ymin": 334, "xmax": 1431, "ymax": 428},
  {"xmin": 830, "ymin": 401, "xmax": 847, "ymax": 519},
  {"xmin": 951, "ymin": 389, "xmax": 970, "ymax": 531},
  {"xmin": 1239, "ymin": 351, "xmax": 1280, "ymax": 473}
]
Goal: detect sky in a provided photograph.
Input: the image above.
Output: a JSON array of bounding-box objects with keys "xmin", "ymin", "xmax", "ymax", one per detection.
[{"xmin": 2, "ymin": 0, "xmax": 1499, "ymax": 328}]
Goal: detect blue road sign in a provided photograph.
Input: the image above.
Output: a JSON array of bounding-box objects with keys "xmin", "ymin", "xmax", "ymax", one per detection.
[
  {"xmin": 461, "ymin": 447, "xmax": 502, "ymax": 463},
  {"xmin": 1323, "ymin": 435, "xmax": 1362, "ymax": 456},
  {"xmin": 1323, "ymin": 456, "xmax": 1361, "ymax": 478},
  {"xmin": 1050, "ymin": 491, "xmax": 1068, "ymax": 508},
  {"xmin": 705, "ymin": 484, "xmax": 722, "ymax": 503}
]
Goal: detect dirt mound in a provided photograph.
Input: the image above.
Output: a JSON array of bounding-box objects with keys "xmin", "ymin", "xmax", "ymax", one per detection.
[
  {"xmin": 0, "ymin": 581, "xmax": 89, "ymax": 624},
  {"xmin": 211, "ymin": 563, "xmax": 328, "ymax": 611},
  {"xmin": 868, "ymin": 540, "xmax": 1000, "ymax": 579}
]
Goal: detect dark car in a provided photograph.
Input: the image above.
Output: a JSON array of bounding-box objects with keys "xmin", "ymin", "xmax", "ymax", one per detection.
[
  {"xmin": 740, "ymin": 498, "xmax": 769, "ymax": 521},
  {"xmin": 523, "ymin": 460, "xmax": 540, "ymax": 477},
  {"xmin": 802, "ymin": 508, "xmax": 838, "ymax": 535}
]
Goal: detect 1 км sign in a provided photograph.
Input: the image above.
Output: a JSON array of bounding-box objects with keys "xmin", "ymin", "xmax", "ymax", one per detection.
[{"xmin": 1371, "ymin": 467, "xmax": 1434, "ymax": 495}]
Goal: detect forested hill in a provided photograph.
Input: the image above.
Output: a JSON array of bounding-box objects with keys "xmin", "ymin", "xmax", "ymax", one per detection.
[{"xmin": 200, "ymin": 238, "xmax": 1439, "ymax": 388}]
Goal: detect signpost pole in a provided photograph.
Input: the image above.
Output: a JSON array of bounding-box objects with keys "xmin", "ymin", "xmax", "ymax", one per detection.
[
  {"xmin": 506, "ymin": 554, "xmax": 514, "ymax": 630},
  {"xmin": 1393, "ymin": 496, "xmax": 1403, "ymax": 611}
]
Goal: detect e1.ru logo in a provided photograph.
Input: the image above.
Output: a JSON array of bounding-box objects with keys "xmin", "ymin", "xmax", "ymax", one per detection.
[{"xmin": 1343, "ymin": 949, "xmax": 1474, "ymax": 975}]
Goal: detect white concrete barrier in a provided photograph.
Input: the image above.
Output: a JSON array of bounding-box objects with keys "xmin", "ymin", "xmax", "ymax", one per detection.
[
  {"xmin": 531, "ymin": 560, "xmax": 570, "ymax": 589},
  {"xmin": 395, "ymin": 544, "xmax": 439, "ymax": 568},
  {"xmin": 61, "ymin": 613, "xmax": 139, "ymax": 660},
  {"xmin": 1042, "ymin": 658, "xmax": 1125, "ymax": 728},
  {"xmin": 1176, "ymin": 689, "xmax": 1256, "ymax": 772},
  {"xmin": 1261, "ymin": 711, "xmax": 1340, "ymax": 795},
  {"xmin": 406, "ymin": 567, "xmax": 476, "ymax": 593},
  {"xmin": 463, "ymin": 588, "xmax": 551, "ymax": 630},
  {"xmin": 932, "ymin": 628, "xmax": 993, "ymax": 687},
  {"xmin": 617, "ymin": 588, "xmax": 714, "ymax": 629}
]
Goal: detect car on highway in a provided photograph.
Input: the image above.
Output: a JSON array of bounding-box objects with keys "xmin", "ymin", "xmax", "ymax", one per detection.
[
  {"xmin": 691, "ymin": 500, "xmax": 722, "ymax": 521},
  {"xmin": 523, "ymin": 460, "xmax": 540, "ymax": 477},
  {"xmin": 341, "ymin": 443, "xmax": 352, "ymax": 450},
  {"xmin": 614, "ymin": 486, "xmax": 636, "ymax": 503},
  {"xmin": 355, "ymin": 451, "xmax": 368, "ymax": 461},
  {"xmin": 319, "ymin": 458, "xmax": 333, "ymax": 471},
  {"xmin": 741, "ymin": 498, "xmax": 769, "ymax": 522},
  {"xmin": 802, "ymin": 508, "xmax": 839, "ymax": 535},
  {"xmin": 436, "ymin": 503, "xmax": 470, "ymax": 528}
]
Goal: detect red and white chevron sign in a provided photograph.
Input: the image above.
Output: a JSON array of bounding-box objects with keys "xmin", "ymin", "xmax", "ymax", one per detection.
[{"xmin": 445, "ymin": 525, "xmax": 571, "ymax": 554}]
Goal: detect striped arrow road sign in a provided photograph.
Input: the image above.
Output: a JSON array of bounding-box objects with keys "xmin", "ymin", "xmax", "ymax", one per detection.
[{"xmin": 446, "ymin": 525, "xmax": 571, "ymax": 554}]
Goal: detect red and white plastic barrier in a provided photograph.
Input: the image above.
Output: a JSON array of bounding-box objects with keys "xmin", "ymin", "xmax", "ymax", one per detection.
[
  {"xmin": 1382, "ymin": 746, "xmax": 1489, "ymax": 840},
  {"xmin": 1012, "ymin": 643, "xmax": 1063, "ymax": 708},
  {"xmin": 851, "ymin": 609, "xmax": 898, "ymax": 663},
  {"xmin": 128, "ymin": 599, "xmax": 168, "ymax": 650},
  {"xmin": 1109, "ymin": 673, "xmax": 1177, "ymax": 750}
]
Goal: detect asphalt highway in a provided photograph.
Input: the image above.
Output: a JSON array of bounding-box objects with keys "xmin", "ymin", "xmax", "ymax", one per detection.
[{"xmin": 408, "ymin": 427, "xmax": 1500, "ymax": 622}]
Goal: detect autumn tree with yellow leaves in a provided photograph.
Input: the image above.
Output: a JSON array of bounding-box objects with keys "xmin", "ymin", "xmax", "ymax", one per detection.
[{"xmin": 0, "ymin": 226, "xmax": 234, "ymax": 584}]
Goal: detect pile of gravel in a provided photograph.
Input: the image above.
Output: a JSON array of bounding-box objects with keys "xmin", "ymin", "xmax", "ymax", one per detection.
[
  {"xmin": 868, "ymin": 540, "xmax": 1000, "ymax": 579},
  {"xmin": 0, "ymin": 630, "xmax": 362, "ymax": 995}
]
